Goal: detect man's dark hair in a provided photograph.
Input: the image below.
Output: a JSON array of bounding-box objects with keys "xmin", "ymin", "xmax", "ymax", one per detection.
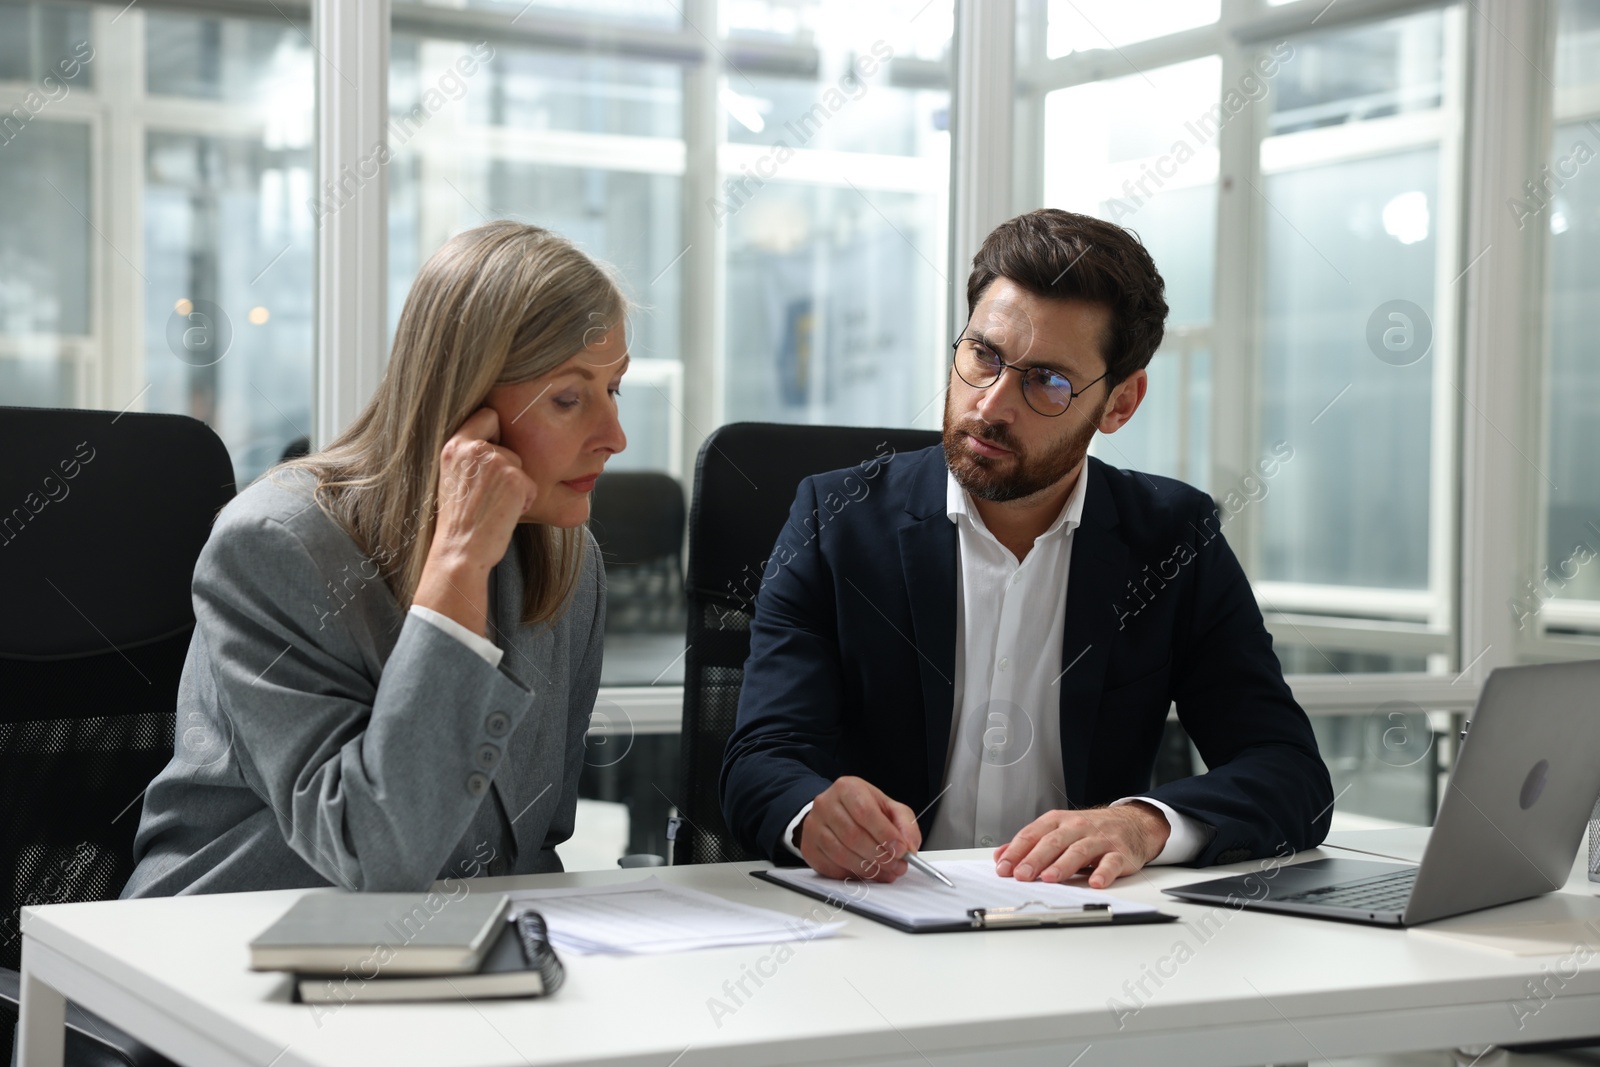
[{"xmin": 965, "ymin": 209, "xmax": 1169, "ymax": 386}]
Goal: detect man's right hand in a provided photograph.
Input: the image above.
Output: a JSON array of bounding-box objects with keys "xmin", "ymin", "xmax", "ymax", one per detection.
[{"xmin": 798, "ymin": 776, "xmax": 922, "ymax": 883}]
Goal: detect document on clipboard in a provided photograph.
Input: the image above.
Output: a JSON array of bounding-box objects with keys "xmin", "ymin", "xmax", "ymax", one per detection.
[{"xmin": 755, "ymin": 859, "xmax": 1177, "ymax": 933}]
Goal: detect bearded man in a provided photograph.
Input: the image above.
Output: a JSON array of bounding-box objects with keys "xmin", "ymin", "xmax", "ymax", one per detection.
[{"xmin": 720, "ymin": 208, "xmax": 1332, "ymax": 887}]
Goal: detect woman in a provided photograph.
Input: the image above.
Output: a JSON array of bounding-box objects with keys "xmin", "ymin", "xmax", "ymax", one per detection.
[{"xmin": 122, "ymin": 221, "xmax": 628, "ymax": 896}]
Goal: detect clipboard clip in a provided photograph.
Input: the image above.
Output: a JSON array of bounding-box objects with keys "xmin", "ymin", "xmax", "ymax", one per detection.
[{"xmin": 968, "ymin": 901, "xmax": 1114, "ymax": 929}]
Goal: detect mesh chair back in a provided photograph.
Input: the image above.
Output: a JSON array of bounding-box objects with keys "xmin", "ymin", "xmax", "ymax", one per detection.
[
  {"xmin": 674, "ymin": 423, "xmax": 940, "ymax": 864},
  {"xmin": 1590, "ymin": 798, "xmax": 1599, "ymax": 883},
  {"xmin": 0, "ymin": 407, "xmax": 235, "ymax": 971}
]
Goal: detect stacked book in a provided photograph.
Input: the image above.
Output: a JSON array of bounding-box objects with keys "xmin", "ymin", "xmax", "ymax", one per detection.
[{"xmin": 249, "ymin": 892, "xmax": 564, "ymax": 1004}]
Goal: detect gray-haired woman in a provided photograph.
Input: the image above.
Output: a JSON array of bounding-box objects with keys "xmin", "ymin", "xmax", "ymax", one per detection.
[{"xmin": 123, "ymin": 221, "xmax": 628, "ymax": 896}]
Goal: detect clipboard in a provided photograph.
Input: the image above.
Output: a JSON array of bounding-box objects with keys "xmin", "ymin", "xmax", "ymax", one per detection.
[{"xmin": 752, "ymin": 867, "xmax": 1179, "ymax": 933}]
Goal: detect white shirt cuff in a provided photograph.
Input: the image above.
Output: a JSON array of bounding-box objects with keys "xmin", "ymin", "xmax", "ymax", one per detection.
[
  {"xmin": 409, "ymin": 605, "xmax": 504, "ymax": 668},
  {"xmin": 781, "ymin": 801, "xmax": 815, "ymax": 860},
  {"xmin": 1111, "ymin": 796, "xmax": 1211, "ymax": 864}
]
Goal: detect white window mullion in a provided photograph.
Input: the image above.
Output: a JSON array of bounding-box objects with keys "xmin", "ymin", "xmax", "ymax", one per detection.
[
  {"xmin": 1458, "ymin": 0, "xmax": 1554, "ymax": 684},
  {"xmin": 1011, "ymin": 0, "xmax": 1048, "ymax": 215},
  {"xmin": 93, "ymin": 5, "xmax": 143, "ymax": 416},
  {"xmin": 1210, "ymin": 0, "xmax": 1267, "ymax": 573},
  {"xmin": 313, "ymin": 0, "xmax": 390, "ymax": 447},
  {"xmin": 948, "ymin": 0, "xmax": 1015, "ymax": 340},
  {"xmin": 1426, "ymin": 5, "xmax": 1467, "ymax": 646},
  {"xmin": 680, "ymin": 0, "xmax": 721, "ymax": 483},
  {"xmin": 1039, "ymin": 25, "xmax": 1223, "ymax": 95}
]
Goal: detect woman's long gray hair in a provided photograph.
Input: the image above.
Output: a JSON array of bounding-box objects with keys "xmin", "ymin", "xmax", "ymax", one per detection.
[{"xmin": 282, "ymin": 220, "xmax": 626, "ymax": 625}]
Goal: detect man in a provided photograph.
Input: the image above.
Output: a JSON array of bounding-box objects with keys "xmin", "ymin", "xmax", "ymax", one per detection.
[{"xmin": 720, "ymin": 208, "xmax": 1333, "ymax": 888}]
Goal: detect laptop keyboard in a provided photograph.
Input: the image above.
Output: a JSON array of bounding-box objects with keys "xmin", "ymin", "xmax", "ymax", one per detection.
[{"xmin": 1275, "ymin": 868, "xmax": 1418, "ymax": 913}]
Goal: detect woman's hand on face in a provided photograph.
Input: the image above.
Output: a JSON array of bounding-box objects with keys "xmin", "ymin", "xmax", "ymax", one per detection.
[{"xmin": 429, "ymin": 407, "xmax": 538, "ymax": 576}]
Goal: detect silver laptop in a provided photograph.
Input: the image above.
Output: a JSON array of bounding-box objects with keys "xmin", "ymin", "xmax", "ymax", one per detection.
[{"xmin": 1164, "ymin": 660, "xmax": 1600, "ymax": 927}]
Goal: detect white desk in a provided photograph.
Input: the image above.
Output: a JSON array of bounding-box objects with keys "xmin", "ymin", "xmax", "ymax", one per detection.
[{"xmin": 17, "ymin": 842, "xmax": 1600, "ymax": 1067}]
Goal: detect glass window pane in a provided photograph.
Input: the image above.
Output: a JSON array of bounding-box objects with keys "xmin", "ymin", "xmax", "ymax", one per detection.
[
  {"xmin": 727, "ymin": 0, "xmax": 814, "ymax": 39},
  {"xmin": 140, "ymin": 8, "xmax": 316, "ymax": 486},
  {"xmin": 0, "ymin": 351, "xmax": 77, "ymax": 406},
  {"xmin": 719, "ymin": 15, "xmax": 949, "ymax": 432},
  {"xmin": 1091, "ymin": 348, "xmax": 1210, "ymax": 486},
  {"xmin": 143, "ymin": 129, "xmax": 315, "ymax": 486},
  {"xmin": 1268, "ymin": 9, "xmax": 1446, "ymax": 135},
  {"xmin": 724, "ymin": 182, "xmax": 944, "ymax": 426},
  {"xmin": 1041, "ymin": 56, "xmax": 1219, "ymax": 481},
  {"xmin": 1043, "ymin": 57, "xmax": 1220, "ymax": 327},
  {"xmin": 1543, "ymin": 120, "xmax": 1600, "ymax": 605},
  {"xmin": 386, "ymin": 38, "xmax": 684, "ymax": 377},
  {"xmin": 1253, "ymin": 7, "xmax": 1450, "ymax": 610},
  {"xmin": 1257, "ymin": 148, "xmax": 1438, "ymax": 590},
  {"xmin": 1556, "ymin": 0, "xmax": 1600, "ymax": 89},
  {"xmin": 485, "ymin": 161, "xmax": 683, "ymax": 373},
  {"xmin": 390, "ymin": 37, "xmax": 681, "ymax": 139},
  {"xmin": 0, "ymin": 119, "xmax": 91, "ymax": 339},
  {"xmin": 1542, "ymin": 1, "xmax": 1600, "ymax": 613},
  {"xmin": 1023, "ymin": 7, "xmax": 1459, "ymax": 683},
  {"xmin": 0, "ymin": 117, "xmax": 91, "ymax": 408},
  {"xmin": 0, "ymin": 2, "xmax": 94, "ymax": 89},
  {"xmin": 3, "ymin": 8, "xmax": 315, "ymax": 486},
  {"xmin": 724, "ymin": 74, "xmax": 933, "ymax": 155},
  {"xmin": 1046, "ymin": 0, "xmax": 1219, "ymax": 58},
  {"xmin": 146, "ymin": 11, "xmax": 311, "ymax": 103},
  {"xmin": 1309, "ymin": 710, "xmax": 1441, "ymax": 826},
  {"xmin": 728, "ymin": 0, "xmax": 952, "ymax": 62}
]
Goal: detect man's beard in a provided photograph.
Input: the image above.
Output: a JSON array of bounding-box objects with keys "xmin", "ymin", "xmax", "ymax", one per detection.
[{"xmin": 941, "ymin": 392, "xmax": 1102, "ymax": 503}]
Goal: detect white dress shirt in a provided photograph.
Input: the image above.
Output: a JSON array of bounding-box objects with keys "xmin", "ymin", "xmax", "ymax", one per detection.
[
  {"xmin": 409, "ymin": 605, "xmax": 503, "ymax": 668},
  {"xmin": 784, "ymin": 466, "xmax": 1206, "ymax": 864}
]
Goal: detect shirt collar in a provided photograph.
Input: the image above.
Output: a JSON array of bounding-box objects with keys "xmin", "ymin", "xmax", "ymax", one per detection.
[{"xmin": 945, "ymin": 459, "xmax": 1089, "ymax": 542}]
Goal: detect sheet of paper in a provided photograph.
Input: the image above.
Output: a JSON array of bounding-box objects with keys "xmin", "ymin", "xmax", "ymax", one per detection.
[
  {"xmin": 764, "ymin": 859, "xmax": 1157, "ymax": 927},
  {"xmin": 505, "ymin": 877, "xmax": 843, "ymax": 955}
]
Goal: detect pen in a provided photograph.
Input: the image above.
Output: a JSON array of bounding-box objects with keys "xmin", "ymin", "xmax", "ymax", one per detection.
[{"xmin": 901, "ymin": 850, "xmax": 956, "ymax": 888}]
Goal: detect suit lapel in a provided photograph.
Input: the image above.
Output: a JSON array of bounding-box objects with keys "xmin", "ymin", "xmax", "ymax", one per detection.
[
  {"xmin": 1056, "ymin": 459, "xmax": 1126, "ymax": 809},
  {"xmin": 896, "ymin": 451, "xmax": 958, "ymax": 805}
]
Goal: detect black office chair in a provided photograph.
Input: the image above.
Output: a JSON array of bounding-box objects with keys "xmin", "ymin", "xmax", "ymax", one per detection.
[
  {"xmin": 582, "ymin": 472, "xmax": 687, "ymax": 860},
  {"xmin": 0, "ymin": 406, "xmax": 235, "ymax": 1067},
  {"xmin": 588, "ymin": 471, "xmax": 686, "ymax": 635},
  {"xmin": 671, "ymin": 423, "xmax": 941, "ymax": 865},
  {"xmin": 278, "ymin": 434, "xmax": 311, "ymax": 462}
]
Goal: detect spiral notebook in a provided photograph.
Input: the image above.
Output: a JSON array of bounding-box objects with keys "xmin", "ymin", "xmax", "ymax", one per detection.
[
  {"xmin": 292, "ymin": 912, "xmax": 565, "ymax": 1004},
  {"xmin": 756, "ymin": 859, "xmax": 1177, "ymax": 932}
]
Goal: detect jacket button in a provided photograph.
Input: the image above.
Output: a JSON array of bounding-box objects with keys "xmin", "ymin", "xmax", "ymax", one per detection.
[
  {"xmin": 476, "ymin": 744, "xmax": 500, "ymax": 769},
  {"xmin": 486, "ymin": 711, "xmax": 511, "ymax": 738},
  {"xmin": 466, "ymin": 772, "xmax": 489, "ymax": 797}
]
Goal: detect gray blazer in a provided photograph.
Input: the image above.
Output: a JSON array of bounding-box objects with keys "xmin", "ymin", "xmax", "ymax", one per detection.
[{"xmin": 121, "ymin": 467, "xmax": 604, "ymax": 897}]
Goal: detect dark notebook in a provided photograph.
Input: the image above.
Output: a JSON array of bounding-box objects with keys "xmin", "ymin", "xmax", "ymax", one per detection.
[{"xmin": 293, "ymin": 912, "xmax": 566, "ymax": 1004}]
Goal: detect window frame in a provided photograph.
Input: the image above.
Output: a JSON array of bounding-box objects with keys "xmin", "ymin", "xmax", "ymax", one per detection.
[{"xmin": 1521, "ymin": 0, "xmax": 1600, "ymax": 658}]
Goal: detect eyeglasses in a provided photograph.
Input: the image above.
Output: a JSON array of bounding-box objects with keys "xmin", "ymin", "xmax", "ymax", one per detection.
[{"xmin": 950, "ymin": 337, "xmax": 1108, "ymax": 418}]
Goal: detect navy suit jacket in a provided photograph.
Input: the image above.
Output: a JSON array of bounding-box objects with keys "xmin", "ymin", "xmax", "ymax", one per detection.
[{"xmin": 720, "ymin": 445, "xmax": 1333, "ymax": 867}]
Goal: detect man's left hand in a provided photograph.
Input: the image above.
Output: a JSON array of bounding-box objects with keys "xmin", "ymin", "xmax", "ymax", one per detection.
[{"xmin": 993, "ymin": 803, "xmax": 1171, "ymax": 888}]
